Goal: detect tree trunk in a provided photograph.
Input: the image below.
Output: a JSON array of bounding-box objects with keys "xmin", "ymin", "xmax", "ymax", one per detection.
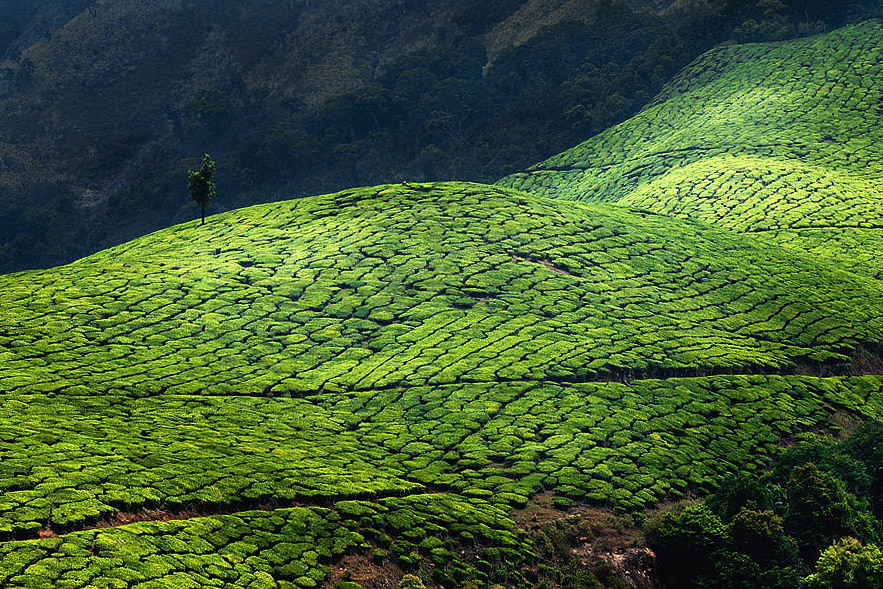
[{"xmin": 201, "ymin": 202, "xmax": 205, "ymax": 225}]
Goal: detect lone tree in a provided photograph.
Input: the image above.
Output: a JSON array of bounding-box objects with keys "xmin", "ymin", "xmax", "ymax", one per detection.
[{"xmin": 188, "ymin": 154, "xmax": 216, "ymax": 225}]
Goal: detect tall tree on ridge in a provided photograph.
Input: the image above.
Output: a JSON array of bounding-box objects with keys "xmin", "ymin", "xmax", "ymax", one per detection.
[{"xmin": 188, "ymin": 154, "xmax": 216, "ymax": 225}]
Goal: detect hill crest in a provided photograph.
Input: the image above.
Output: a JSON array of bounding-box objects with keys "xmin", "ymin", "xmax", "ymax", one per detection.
[{"xmin": 3, "ymin": 181, "xmax": 883, "ymax": 400}]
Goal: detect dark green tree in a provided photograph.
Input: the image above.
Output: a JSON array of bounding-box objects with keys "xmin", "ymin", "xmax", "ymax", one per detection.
[
  {"xmin": 655, "ymin": 503, "xmax": 730, "ymax": 585},
  {"xmin": 188, "ymin": 154, "xmax": 216, "ymax": 225},
  {"xmin": 785, "ymin": 463, "xmax": 853, "ymax": 559}
]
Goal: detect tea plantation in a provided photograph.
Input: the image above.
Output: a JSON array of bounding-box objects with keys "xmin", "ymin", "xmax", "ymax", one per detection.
[
  {"xmin": 499, "ymin": 20, "xmax": 883, "ymax": 277},
  {"xmin": 3, "ymin": 21, "xmax": 883, "ymax": 589},
  {"xmin": 2, "ymin": 181, "xmax": 883, "ymax": 587}
]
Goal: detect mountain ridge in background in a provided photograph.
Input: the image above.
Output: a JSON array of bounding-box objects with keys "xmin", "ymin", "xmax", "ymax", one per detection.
[{"xmin": 1, "ymin": 0, "xmax": 879, "ymax": 273}]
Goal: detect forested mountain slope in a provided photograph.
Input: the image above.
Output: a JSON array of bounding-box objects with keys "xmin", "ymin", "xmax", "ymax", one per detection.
[{"xmin": 499, "ymin": 20, "xmax": 883, "ymax": 277}]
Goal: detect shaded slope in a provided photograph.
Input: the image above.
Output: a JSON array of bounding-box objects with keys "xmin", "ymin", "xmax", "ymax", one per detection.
[
  {"xmin": 0, "ymin": 0, "xmax": 733, "ymax": 274},
  {"xmin": 3, "ymin": 183, "xmax": 883, "ymax": 400},
  {"xmin": 498, "ymin": 20, "xmax": 883, "ymax": 277}
]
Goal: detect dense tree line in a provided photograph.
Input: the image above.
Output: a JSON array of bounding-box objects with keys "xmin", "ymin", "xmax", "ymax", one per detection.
[
  {"xmin": 231, "ymin": 0, "xmax": 881, "ymax": 197},
  {"xmin": 652, "ymin": 421, "xmax": 883, "ymax": 588}
]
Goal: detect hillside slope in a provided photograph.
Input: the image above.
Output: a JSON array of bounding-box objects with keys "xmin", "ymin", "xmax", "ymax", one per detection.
[
  {"xmin": 4, "ymin": 17, "xmax": 883, "ymax": 589},
  {"xmin": 3, "ymin": 183, "xmax": 882, "ymax": 398},
  {"xmin": 499, "ymin": 20, "xmax": 883, "ymax": 277},
  {"xmin": 2, "ymin": 183, "xmax": 883, "ymax": 587}
]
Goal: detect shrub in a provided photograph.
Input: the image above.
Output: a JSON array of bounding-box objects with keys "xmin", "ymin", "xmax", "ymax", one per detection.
[
  {"xmin": 398, "ymin": 574, "xmax": 427, "ymax": 589},
  {"xmin": 805, "ymin": 537, "xmax": 883, "ymax": 589}
]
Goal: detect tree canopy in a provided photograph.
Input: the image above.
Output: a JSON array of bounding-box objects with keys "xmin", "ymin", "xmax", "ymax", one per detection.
[{"xmin": 188, "ymin": 154, "xmax": 216, "ymax": 225}]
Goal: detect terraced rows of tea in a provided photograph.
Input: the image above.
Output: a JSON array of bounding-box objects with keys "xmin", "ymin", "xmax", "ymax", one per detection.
[
  {"xmin": 4, "ymin": 184, "xmax": 883, "ymax": 400},
  {"xmin": 3, "ymin": 180, "xmax": 883, "ymax": 587},
  {"xmin": 498, "ymin": 20, "xmax": 883, "ymax": 278},
  {"xmin": 5, "ymin": 21, "xmax": 883, "ymax": 588},
  {"xmin": 0, "ymin": 493, "xmax": 534, "ymax": 588}
]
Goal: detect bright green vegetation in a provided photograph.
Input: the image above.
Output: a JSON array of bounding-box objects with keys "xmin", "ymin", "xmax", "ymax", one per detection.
[
  {"xmin": 3, "ymin": 183, "xmax": 883, "ymax": 399},
  {"xmin": 0, "ymin": 494, "xmax": 533, "ymax": 588},
  {"xmin": 499, "ymin": 20, "xmax": 883, "ymax": 277},
  {"xmin": 5, "ymin": 18, "xmax": 883, "ymax": 588},
  {"xmin": 2, "ymin": 180, "xmax": 883, "ymax": 585},
  {"xmin": 652, "ymin": 422, "xmax": 883, "ymax": 588},
  {"xmin": 2, "ymin": 375, "xmax": 883, "ymax": 538}
]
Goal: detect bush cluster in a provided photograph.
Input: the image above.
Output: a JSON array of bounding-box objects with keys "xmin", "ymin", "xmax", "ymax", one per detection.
[{"xmin": 652, "ymin": 422, "xmax": 883, "ymax": 588}]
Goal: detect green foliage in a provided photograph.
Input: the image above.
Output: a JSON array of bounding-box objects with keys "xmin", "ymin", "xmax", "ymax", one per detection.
[
  {"xmin": 729, "ymin": 508, "xmax": 791, "ymax": 566},
  {"xmin": 500, "ymin": 20, "xmax": 883, "ymax": 279},
  {"xmin": 652, "ymin": 425, "xmax": 883, "ymax": 588},
  {"xmin": 805, "ymin": 538, "xmax": 883, "ymax": 589},
  {"xmin": 785, "ymin": 464, "xmax": 855, "ymax": 558},
  {"xmin": 2, "ymin": 180, "xmax": 883, "ymax": 586},
  {"xmin": 187, "ymin": 154, "xmax": 216, "ymax": 225},
  {"xmin": 733, "ymin": 0, "xmax": 793, "ymax": 41},
  {"xmin": 707, "ymin": 474, "xmax": 778, "ymax": 523},
  {"xmin": 0, "ymin": 494, "xmax": 535, "ymax": 588},
  {"xmin": 843, "ymin": 422, "xmax": 883, "ymax": 517},
  {"xmin": 655, "ymin": 504, "xmax": 729, "ymax": 584},
  {"xmin": 397, "ymin": 574, "xmax": 426, "ymax": 589},
  {"xmin": 3, "ymin": 182, "xmax": 883, "ymax": 400},
  {"xmin": 2, "ymin": 20, "xmax": 883, "ymax": 589}
]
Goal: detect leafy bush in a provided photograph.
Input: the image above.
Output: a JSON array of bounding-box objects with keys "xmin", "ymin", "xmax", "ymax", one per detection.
[
  {"xmin": 398, "ymin": 573, "xmax": 426, "ymax": 589},
  {"xmin": 805, "ymin": 537, "xmax": 883, "ymax": 589}
]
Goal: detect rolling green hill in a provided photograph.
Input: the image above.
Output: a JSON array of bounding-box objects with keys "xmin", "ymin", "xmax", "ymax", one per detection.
[
  {"xmin": 4, "ymin": 182, "xmax": 883, "ymax": 399},
  {"xmin": 2, "ymin": 182, "xmax": 883, "ymax": 587},
  {"xmin": 499, "ymin": 20, "xmax": 883, "ymax": 278},
  {"xmin": 4, "ymin": 17, "xmax": 883, "ymax": 589}
]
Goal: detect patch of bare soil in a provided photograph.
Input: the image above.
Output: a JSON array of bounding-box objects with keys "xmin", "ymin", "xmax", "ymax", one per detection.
[
  {"xmin": 513, "ymin": 492, "xmax": 659, "ymax": 589},
  {"xmin": 328, "ymin": 553, "xmax": 406, "ymax": 589},
  {"xmin": 514, "ymin": 492, "xmax": 645, "ymax": 552},
  {"xmin": 511, "ymin": 254, "xmax": 573, "ymax": 276},
  {"xmin": 37, "ymin": 501, "xmax": 288, "ymax": 539}
]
